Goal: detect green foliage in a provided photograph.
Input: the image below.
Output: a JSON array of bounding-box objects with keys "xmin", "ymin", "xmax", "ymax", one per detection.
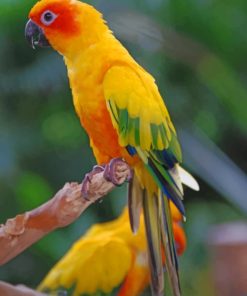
[
  {"xmin": 42, "ymin": 111, "xmax": 85, "ymax": 148},
  {"xmin": 15, "ymin": 171, "xmax": 52, "ymax": 211}
]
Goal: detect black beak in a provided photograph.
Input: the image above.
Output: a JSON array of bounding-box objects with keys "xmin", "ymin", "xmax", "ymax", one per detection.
[{"xmin": 25, "ymin": 19, "xmax": 50, "ymax": 49}]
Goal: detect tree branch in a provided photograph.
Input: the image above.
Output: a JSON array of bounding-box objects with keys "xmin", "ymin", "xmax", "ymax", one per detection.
[
  {"xmin": 0, "ymin": 159, "xmax": 131, "ymax": 266},
  {"xmin": 0, "ymin": 281, "xmax": 45, "ymax": 296}
]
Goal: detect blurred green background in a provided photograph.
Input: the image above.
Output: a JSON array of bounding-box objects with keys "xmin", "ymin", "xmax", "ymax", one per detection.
[{"xmin": 0, "ymin": 0, "xmax": 246, "ymax": 295}]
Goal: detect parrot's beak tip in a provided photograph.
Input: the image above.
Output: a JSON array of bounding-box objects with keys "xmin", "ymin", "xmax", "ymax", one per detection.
[{"xmin": 25, "ymin": 19, "xmax": 50, "ymax": 49}]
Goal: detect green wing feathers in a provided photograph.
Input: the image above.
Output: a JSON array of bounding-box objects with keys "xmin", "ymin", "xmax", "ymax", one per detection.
[{"xmin": 104, "ymin": 65, "xmax": 180, "ymax": 154}]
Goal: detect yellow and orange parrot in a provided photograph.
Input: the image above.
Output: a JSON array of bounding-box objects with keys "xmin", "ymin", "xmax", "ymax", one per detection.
[
  {"xmin": 38, "ymin": 207, "xmax": 186, "ymax": 296},
  {"xmin": 25, "ymin": 1, "xmax": 199, "ymax": 295}
]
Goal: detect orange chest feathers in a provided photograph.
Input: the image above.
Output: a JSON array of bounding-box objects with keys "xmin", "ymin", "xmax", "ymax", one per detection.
[{"xmin": 66, "ymin": 57, "xmax": 127, "ymax": 164}]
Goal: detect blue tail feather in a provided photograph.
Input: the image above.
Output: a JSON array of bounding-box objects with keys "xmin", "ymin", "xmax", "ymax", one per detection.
[{"xmin": 148, "ymin": 158, "xmax": 185, "ymax": 216}]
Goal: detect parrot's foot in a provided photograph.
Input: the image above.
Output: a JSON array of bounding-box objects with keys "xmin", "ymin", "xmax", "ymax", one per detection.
[
  {"xmin": 103, "ymin": 158, "xmax": 133, "ymax": 186},
  {"xmin": 81, "ymin": 165, "xmax": 105, "ymax": 200}
]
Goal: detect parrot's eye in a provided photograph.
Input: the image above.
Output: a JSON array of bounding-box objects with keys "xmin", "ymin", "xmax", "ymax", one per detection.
[{"xmin": 41, "ymin": 10, "xmax": 57, "ymax": 26}]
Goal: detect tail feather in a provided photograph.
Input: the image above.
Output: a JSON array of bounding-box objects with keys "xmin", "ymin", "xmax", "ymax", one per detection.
[
  {"xmin": 131, "ymin": 147, "xmax": 199, "ymax": 296},
  {"xmin": 168, "ymin": 165, "xmax": 183, "ymax": 195},
  {"xmin": 178, "ymin": 166, "xmax": 200, "ymax": 191},
  {"xmin": 135, "ymin": 147, "xmax": 185, "ymax": 216},
  {"xmin": 128, "ymin": 174, "xmax": 143, "ymax": 233},
  {"xmin": 147, "ymin": 157, "xmax": 185, "ymax": 216},
  {"xmin": 142, "ymin": 189, "xmax": 164, "ymax": 296},
  {"xmin": 159, "ymin": 190, "xmax": 181, "ymax": 296}
]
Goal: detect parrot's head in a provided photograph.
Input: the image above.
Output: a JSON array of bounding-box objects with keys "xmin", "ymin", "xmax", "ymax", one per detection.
[{"xmin": 25, "ymin": 0, "xmax": 107, "ymax": 56}]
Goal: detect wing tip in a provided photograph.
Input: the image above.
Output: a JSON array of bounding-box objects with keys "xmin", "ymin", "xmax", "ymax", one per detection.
[{"xmin": 178, "ymin": 166, "xmax": 200, "ymax": 191}]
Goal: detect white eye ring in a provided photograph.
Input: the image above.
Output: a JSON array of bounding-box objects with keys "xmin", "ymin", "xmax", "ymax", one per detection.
[{"xmin": 41, "ymin": 10, "xmax": 58, "ymax": 26}]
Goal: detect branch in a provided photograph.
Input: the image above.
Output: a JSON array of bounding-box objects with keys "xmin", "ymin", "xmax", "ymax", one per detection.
[
  {"xmin": 0, "ymin": 281, "xmax": 45, "ymax": 296},
  {"xmin": 0, "ymin": 159, "xmax": 131, "ymax": 266}
]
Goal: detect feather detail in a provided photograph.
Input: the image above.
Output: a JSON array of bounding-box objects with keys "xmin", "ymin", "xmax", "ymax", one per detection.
[
  {"xmin": 142, "ymin": 190, "xmax": 164, "ymax": 296},
  {"xmin": 178, "ymin": 166, "xmax": 200, "ymax": 191},
  {"xmin": 168, "ymin": 165, "xmax": 184, "ymax": 195},
  {"xmin": 128, "ymin": 174, "xmax": 143, "ymax": 233},
  {"xmin": 147, "ymin": 157, "xmax": 185, "ymax": 215},
  {"xmin": 104, "ymin": 66, "xmax": 177, "ymax": 153},
  {"xmin": 135, "ymin": 146, "xmax": 185, "ymax": 216},
  {"xmin": 159, "ymin": 190, "xmax": 181, "ymax": 296}
]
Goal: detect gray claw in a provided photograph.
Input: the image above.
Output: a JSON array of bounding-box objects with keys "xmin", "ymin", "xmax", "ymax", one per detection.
[
  {"xmin": 103, "ymin": 158, "xmax": 129, "ymax": 186},
  {"xmin": 81, "ymin": 165, "xmax": 105, "ymax": 199}
]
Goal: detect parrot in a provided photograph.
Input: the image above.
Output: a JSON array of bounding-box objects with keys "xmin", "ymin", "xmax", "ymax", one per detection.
[
  {"xmin": 38, "ymin": 207, "xmax": 186, "ymax": 296},
  {"xmin": 25, "ymin": 1, "xmax": 199, "ymax": 295}
]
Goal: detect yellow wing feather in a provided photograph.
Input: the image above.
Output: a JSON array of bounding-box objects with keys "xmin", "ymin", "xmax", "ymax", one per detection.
[{"xmin": 103, "ymin": 65, "xmax": 175, "ymax": 151}]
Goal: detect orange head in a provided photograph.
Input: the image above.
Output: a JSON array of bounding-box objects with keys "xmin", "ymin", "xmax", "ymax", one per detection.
[{"xmin": 25, "ymin": 0, "xmax": 108, "ymax": 56}]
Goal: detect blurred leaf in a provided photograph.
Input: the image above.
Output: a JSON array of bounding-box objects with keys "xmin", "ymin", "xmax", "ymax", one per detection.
[
  {"xmin": 15, "ymin": 171, "xmax": 53, "ymax": 211},
  {"xmin": 198, "ymin": 55, "xmax": 247, "ymax": 132},
  {"xmin": 42, "ymin": 111, "xmax": 85, "ymax": 148}
]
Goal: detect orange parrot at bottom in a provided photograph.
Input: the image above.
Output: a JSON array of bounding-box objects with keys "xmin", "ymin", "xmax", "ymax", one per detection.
[
  {"xmin": 38, "ymin": 207, "xmax": 186, "ymax": 296},
  {"xmin": 25, "ymin": 1, "xmax": 199, "ymax": 295}
]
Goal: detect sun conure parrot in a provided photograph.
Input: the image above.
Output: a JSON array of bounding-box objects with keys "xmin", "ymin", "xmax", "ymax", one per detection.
[
  {"xmin": 38, "ymin": 207, "xmax": 186, "ymax": 296},
  {"xmin": 25, "ymin": 1, "xmax": 199, "ymax": 295}
]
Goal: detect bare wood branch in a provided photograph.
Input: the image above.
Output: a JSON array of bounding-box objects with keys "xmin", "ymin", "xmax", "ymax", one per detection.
[
  {"xmin": 0, "ymin": 160, "xmax": 131, "ymax": 266},
  {"xmin": 0, "ymin": 281, "xmax": 45, "ymax": 296}
]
